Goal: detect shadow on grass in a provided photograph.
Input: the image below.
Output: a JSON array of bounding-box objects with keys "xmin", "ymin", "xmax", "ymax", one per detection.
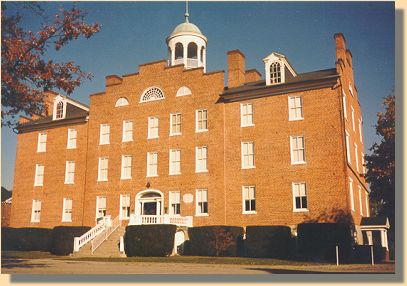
[
  {"xmin": 1, "ymin": 258, "xmax": 49, "ymax": 269},
  {"xmin": 247, "ymin": 267, "xmax": 395, "ymax": 274}
]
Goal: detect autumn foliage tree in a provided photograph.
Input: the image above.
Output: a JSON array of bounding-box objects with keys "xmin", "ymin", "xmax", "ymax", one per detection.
[
  {"xmin": 365, "ymin": 91, "xmax": 395, "ymax": 231},
  {"xmin": 1, "ymin": 4, "xmax": 100, "ymax": 127}
]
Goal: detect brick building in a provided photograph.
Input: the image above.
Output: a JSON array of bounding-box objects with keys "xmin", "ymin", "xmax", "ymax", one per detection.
[{"xmin": 10, "ymin": 12, "xmax": 384, "ymax": 248}]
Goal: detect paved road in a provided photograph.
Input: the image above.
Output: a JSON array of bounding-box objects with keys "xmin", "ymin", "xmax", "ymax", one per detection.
[{"xmin": 1, "ymin": 258, "xmax": 395, "ymax": 274}]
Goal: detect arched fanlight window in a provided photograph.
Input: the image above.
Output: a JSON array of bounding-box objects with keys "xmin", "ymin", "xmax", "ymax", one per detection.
[
  {"xmin": 187, "ymin": 42, "xmax": 198, "ymax": 59},
  {"xmin": 140, "ymin": 87, "xmax": 165, "ymax": 103},
  {"xmin": 175, "ymin": 43, "xmax": 183, "ymax": 60},
  {"xmin": 55, "ymin": 101, "xmax": 64, "ymax": 119},
  {"xmin": 115, "ymin": 97, "xmax": 129, "ymax": 107},
  {"xmin": 270, "ymin": 62, "xmax": 281, "ymax": 84},
  {"xmin": 176, "ymin": 86, "xmax": 192, "ymax": 97}
]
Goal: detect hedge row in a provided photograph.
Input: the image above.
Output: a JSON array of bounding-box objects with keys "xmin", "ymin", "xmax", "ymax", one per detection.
[
  {"xmin": 124, "ymin": 224, "xmax": 177, "ymax": 257},
  {"xmin": 187, "ymin": 226, "xmax": 244, "ymax": 257},
  {"xmin": 246, "ymin": 226, "xmax": 292, "ymax": 259},
  {"xmin": 1, "ymin": 226, "xmax": 90, "ymax": 255},
  {"xmin": 351, "ymin": 245, "xmax": 388, "ymax": 264}
]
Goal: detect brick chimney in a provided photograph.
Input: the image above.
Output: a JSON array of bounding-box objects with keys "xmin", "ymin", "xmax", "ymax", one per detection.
[
  {"xmin": 334, "ymin": 33, "xmax": 347, "ymax": 63},
  {"xmin": 245, "ymin": 69, "xmax": 262, "ymax": 83},
  {"xmin": 42, "ymin": 90, "xmax": 58, "ymax": 116},
  {"xmin": 227, "ymin": 50, "xmax": 246, "ymax": 88}
]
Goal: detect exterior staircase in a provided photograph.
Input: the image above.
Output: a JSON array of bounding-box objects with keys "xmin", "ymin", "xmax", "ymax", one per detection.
[{"xmin": 72, "ymin": 225, "xmax": 126, "ymax": 258}]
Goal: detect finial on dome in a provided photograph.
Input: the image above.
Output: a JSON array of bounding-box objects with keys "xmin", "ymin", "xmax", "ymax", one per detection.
[{"xmin": 184, "ymin": 0, "xmax": 189, "ymax": 23}]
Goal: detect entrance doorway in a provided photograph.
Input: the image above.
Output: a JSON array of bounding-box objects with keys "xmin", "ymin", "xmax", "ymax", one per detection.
[{"xmin": 135, "ymin": 190, "xmax": 163, "ymax": 216}]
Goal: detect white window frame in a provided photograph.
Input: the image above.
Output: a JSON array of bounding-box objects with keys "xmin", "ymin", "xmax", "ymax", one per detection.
[
  {"xmin": 345, "ymin": 130, "xmax": 351, "ymax": 164},
  {"xmin": 240, "ymin": 103, "xmax": 254, "ymax": 127},
  {"xmin": 34, "ymin": 164, "xmax": 44, "ymax": 187},
  {"xmin": 122, "ymin": 120, "xmax": 133, "ymax": 142},
  {"xmin": 115, "ymin": 97, "xmax": 129, "ymax": 107},
  {"xmin": 342, "ymin": 90, "xmax": 347, "ymax": 119},
  {"xmin": 96, "ymin": 196, "xmax": 107, "ymax": 220},
  {"xmin": 99, "ymin": 124, "xmax": 110, "ymax": 145},
  {"xmin": 292, "ymin": 182, "xmax": 308, "ymax": 212},
  {"xmin": 169, "ymin": 149, "xmax": 181, "ymax": 175},
  {"xmin": 97, "ymin": 157, "xmax": 108, "ymax": 182},
  {"xmin": 67, "ymin": 129, "xmax": 77, "ymax": 149},
  {"xmin": 242, "ymin": 186, "xmax": 256, "ymax": 214},
  {"xmin": 37, "ymin": 133, "xmax": 47, "ymax": 153},
  {"xmin": 349, "ymin": 177, "xmax": 355, "ymax": 211},
  {"xmin": 176, "ymin": 86, "xmax": 192, "ymax": 97},
  {"xmin": 148, "ymin": 116, "xmax": 159, "ymax": 139},
  {"xmin": 119, "ymin": 194, "xmax": 131, "ymax": 220},
  {"xmin": 195, "ymin": 146, "xmax": 208, "ymax": 173},
  {"xmin": 358, "ymin": 119, "xmax": 363, "ymax": 143},
  {"xmin": 288, "ymin": 96, "xmax": 304, "ymax": 121},
  {"xmin": 358, "ymin": 186, "xmax": 363, "ymax": 216},
  {"xmin": 169, "ymin": 191, "xmax": 181, "ymax": 215},
  {"xmin": 121, "ymin": 155, "xmax": 132, "ymax": 180},
  {"xmin": 170, "ymin": 113, "xmax": 182, "ymax": 136},
  {"xmin": 349, "ymin": 82, "xmax": 354, "ymax": 97},
  {"xmin": 62, "ymin": 198, "xmax": 73, "ymax": 222},
  {"xmin": 147, "ymin": 152, "xmax": 158, "ymax": 177},
  {"xmin": 241, "ymin": 142, "xmax": 255, "ymax": 169},
  {"xmin": 64, "ymin": 161, "xmax": 75, "ymax": 184},
  {"xmin": 351, "ymin": 106, "xmax": 355, "ymax": 132},
  {"xmin": 354, "ymin": 143, "xmax": 359, "ymax": 173},
  {"xmin": 195, "ymin": 109, "xmax": 208, "ymax": 133},
  {"xmin": 195, "ymin": 189, "xmax": 208, "ymax": 216},
  {"xmin": 365, "ymin": 191, "xmax": 370, "ymax": 217},
  {"xmin": 31, "ymin": 200, "xmax": 41, "ymax": 223},
  {"xmin": 361, "ymin": 152, "xmax": 366, "ymax": 175},
  {"xmin": 53, "ymin": 100, "xmax": 67, "ymax": 120},
  {"xmin": 290, "ymin": 136, "xmax": 306, "ymax": 165}
]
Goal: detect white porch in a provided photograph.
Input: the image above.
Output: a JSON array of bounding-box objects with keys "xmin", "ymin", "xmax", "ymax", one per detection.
[{"xmin": 128, "ymin": 214, "xmax": 193, "ymax": 227}]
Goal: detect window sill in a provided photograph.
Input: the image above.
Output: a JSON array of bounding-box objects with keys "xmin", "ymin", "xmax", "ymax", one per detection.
[
  {"xmin": 97, "ymin": 179, "xmax": 108, "ymax": 182},
  {"xmin": 241, "ymin": 166, "xmax": 256, "ymax": 170},
  {"xmin": 293, "ymin": 209, "xmax": 309, "ymax": 213},
  {"xmin": 169, "ymin": 133, "xmax": 182, "ymax": 137},
  {"xmin": 37, "ymin": 150, "xmax": 46, "ymax": 153},
  {"xmin": 195, "ymin": 129, "xmax": 208, "ymax": 133},
  {"xmin": 148, "ymin": 136, "xmax": 159, "ymax": 140},
  {"xmin": 242, "ymin": 211, "xmax": 257, "ymax": 215},
  {"xmin": 146, "ymin": 174, "xmax": 158, "ymax": 178},
  {"xmin": 67, "ymin": 147, "xmax": 77, "ymax": 150},
  {"xmin": 288, "ymin": 117, "xmax": 304, "ymax": 122},
  {"xmin": 31, "ymin": 221, "xmax": 40, "ymax": 223},
  {"xmin": 241, "ymin": 124, "xmax": 255, "ymax": 128},
  {"xmin": 62, "ymin": 220, "xmax": 72, "ymax": 223},
  {"xmin": 195, "ymin": 213, "xmax": 209, "ymax": 217},
  {"xmin": 291, "ymin": 161, "xmax": 306, "ymax": 165},
  {"xmin": 120, "ymin": 177, "xmax": 132, "ymax": 180},
  {"xmin": 169, "ymin": 172, "xmax": 181, "ymax": 176},
  {"xmin": 34, "ymin": 184, "xmax": 43, "ymax": 187},
  {"xmin": 64, "ymin": 182, "xmax": 74, "ymax": 185},
  {"xmin": 122, "ymin": 139, "xmax": 133, "ymax": 143},
  {"xmin": 195, "ymin": 170, "xmax": 208, "ymax": 174},
  {"xmin": 99, "ymin": 143, "xmax": 110, "ymax": 146}
]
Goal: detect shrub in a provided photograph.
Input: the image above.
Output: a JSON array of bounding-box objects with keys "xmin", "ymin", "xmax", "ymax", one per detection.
[
  {"xmin": 297, "ymin": 223, "xmax": 354, "ymax": 262},
  {"xmin": 246, "ymin": 226, "xmax": 292, "ymax": 259},
  {"xmin": 351, "ymin": 245, "xmax": 388, "ymax": 264},
  {"xmin": 124, "ymin": 224, "xmax": 177, "ymax": 257},
  {"xmin": 187, "ymin": 226, "xmax": 244, "ymax": 257},
  {"xmin": 50, "ymin": 226, "xmax": 91, "ymax": 255},
  {"xmin": 1, "ymin": 227, "xmax": 52, "ymax": 251}
]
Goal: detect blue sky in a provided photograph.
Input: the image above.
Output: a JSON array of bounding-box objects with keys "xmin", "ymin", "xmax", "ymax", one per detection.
[{"xmin": 1, "ymin": 1, "xmax": 395, "ymax": 190}]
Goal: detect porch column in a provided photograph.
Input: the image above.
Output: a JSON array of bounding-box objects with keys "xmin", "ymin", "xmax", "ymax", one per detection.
[
  {"xmin": 383, "ymin": 230, "xmax": 389, "ymax": 250},
  {"xmin": 380, "ymin": 230, "xmax": 387, "ymax": 249}
]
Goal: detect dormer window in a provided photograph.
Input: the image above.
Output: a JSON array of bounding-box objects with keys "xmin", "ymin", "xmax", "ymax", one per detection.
[
  {"xmin": 270, "ymin": 62, "xmax": 282, "ymax": 84},
  {"xmin": 56, "ymin": 102, "xmax": 64, "ymax": 119}
]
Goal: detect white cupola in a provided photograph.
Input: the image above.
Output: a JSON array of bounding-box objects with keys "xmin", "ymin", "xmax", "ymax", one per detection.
[{"xmin": 166, "ymin": 2, "xmax": 207, "ymax": 72}]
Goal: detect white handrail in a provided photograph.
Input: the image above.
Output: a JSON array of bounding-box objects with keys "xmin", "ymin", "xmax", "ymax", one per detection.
[
  {"xmin": 91, "ymin": 215, "xmax": 121, "ymax": 254},
  {"xmin": 73, "ymin": 220, "xmax": 106, "ymax": 252},
  {"xmin": 128, "ymin": 214, "xmax": 193, "ymax": 227}
]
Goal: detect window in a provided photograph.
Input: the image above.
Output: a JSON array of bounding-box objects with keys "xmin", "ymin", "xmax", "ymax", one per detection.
[
  {"xmin": 37, "ymin": 133, "xmax": 47, "ymax": 152},
  {"xmin": 358, "ymin": 119, "xmax": 363, "ymax": 143},
  {"xmin": 361, "ymin": 152, "xmax": 366, "ymax": 174},
  {"xmin": 196, "ymin": 109, "xmax": 208, "ymax": 132},
  {"xmin": 349, "ymin": 82, "xmax": 354, "ymax": 96},
  {"xmin": 121, "ymin": 155, "xmax": 132, "ymax": 180},
  {"xmin": 241, "ymin": 142, "xmax": 255, "ymax": 169},
  {"xmin": 96, "ymin": 196, "xmax": 107, "ymax": 219},
  {"xmin": 120, "ymin": 194, "xmax": 130, "ymax": 220},
  {"xmin": 242, "ymin": 186, "xmax": 256, "ymax": 214},
  {"xmin": 349, "ymin": 177, "xmax": 355, "ymax": 211},
  {"xmin": 98, "ymin": 157, "xmax": 108, "ymax": 181},
  {"xmin": 55, "ymin": 101, "xmax": 64, "ymax": 119},
  {"xmin": 176, "ymin": 86, "xmax": 192, "ymax": 97},
  {"xmin": 122, "ymin": 120, "xmax": 133, "ymax": 142},
  {"xmin": 240, "ymin": 103, "xmax": 254, "ymax": 127},
  {"xmin": 170, "ymin": 113, "xmax": 182, "ymax": 136},
  {"xmin": 67, "ymin": 129, "xmax": 77, "ymax": 149},
  {"xmin": 292, "ymin": 183, "xmax": 308, "ymax": 211},
  {"xmin": 64, "ymin": 161, "xmax": 75, "ymax": 184},
  {"xmin": 342, "ymin": 90, "xmax": 347, "ymax": 119},
  {"xmin": 196, "ymin": 189, "xmax": 208, "ymax": 216},
  {"xmin": 169, "ymin": 191, "xmax": 181, "ymax": 215},
  {"xmin": 62, "ymin": 198, "xmax": 73, "ymax": 222},
  {"xmin": 270, "ymin": 62, "xmax": 281, "ymax": 84},
  {"xmin": 34, "ymin": 164, "xmax": 44, "ymax": 186},
  {"xmin": 288, "ymin": 96, "xmax": 303, "ymax": 121},
  {"xmin": 354, "ymin": 144, "xmax": 359, "ymax": 173},
  {"xmin": 345, "ymin": 131, "xmax": 351, "ymax": 163},
  {"xmin": 115, "ymin": 97, "xmax": 129, "ymax": 107},
  {"xmin": 169, "ymin": 149, "xmax": 181, "ymax": 175},
  {"xmin": 365, "ymin": 192, "xmax": 370, "ymax": 217},
  {"xmin": 358, "ymin": 186, "xmax": 363, "ymax": 216},
  {"xmin": 99, "ymin": 124, "xmax": 110, "ymax": 145},
  {"xmin": 31, "ymin": 200, "xmax": 41, "ymax": 223},
  {"xmin": 148, "ymin": 117, "xmax": 159, "ymax": 139},
  {"xmin": 351, "ymin": 106, "xmax": 355, "ymax": 131},
  {"xmin": 196, "ymin": 146, "xmax": 208, "ymax": 173},
  {"xmin": 147, "ymin": 152, "xmax": 158, "ymax": 177},
  {"xmin": 140, "ymin": 87, "xmax": 165, "ymax": 103},
  {"xmin": 290, "ymin": 136, "xmax": 306, "ymax": 164}
]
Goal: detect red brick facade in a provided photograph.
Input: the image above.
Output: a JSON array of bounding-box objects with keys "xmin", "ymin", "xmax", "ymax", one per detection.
[{"xmin": 9, "ymin": 33, "xmax": 369, "ymax": 241}]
